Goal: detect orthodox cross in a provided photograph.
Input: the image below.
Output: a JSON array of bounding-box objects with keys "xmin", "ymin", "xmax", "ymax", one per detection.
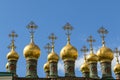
[
  {"xmin": 98, "ymin": 27, "xmax": 108, "ymax": 45},
  {"xmin": 44, "ymin": 43, "xmax": 52, "ymax": 54},
  {"xmin": 81, "ymin": 46, "xmax": 88, "ymax": 61},
  {"xmin": 87, "ymin": 36, "xmax": 95, "ymax": 51},
  {"xmin": 26, "ymin": 21, "xmax": 38, "ymax": 42},
  {"xmin": 114, "ymin": 48, "xmax": 120, "ymax": 64},
  {"xmin": 8, "ymin": 31, "xmax": 18, "ymax": 49},
  {"xmin": 63, "ymin": 23, "xmax": 73, "ymax": 42},
  {"xmin": 48, "ymin": 33, "xmax": 57, "ymax": 49}
]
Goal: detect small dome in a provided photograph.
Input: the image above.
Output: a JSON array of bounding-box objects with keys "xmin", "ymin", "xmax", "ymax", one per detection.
[
  {"xmin": 114, "ymin": 64, "xmax": 120, "ymax": 74},
  {"xmin": 47, "ymin": 50, "xmax": 59, "ymax": 62},
  {"xmin": 43, "ymin": 62, "xmax": 50, "ymax": 72},
  {"xmin": 60, "ymin": 42, "xmax": 78, "ymax": 61},
  {"xmin": 97, "ymin": 46, "xmax": 114, "ymax": 62},
  {"xmin": 23, "ymin": 42, "xmax": 40, "ymax": 60},
  {"xmin": 80, "ymin": 61, "xmax": 89, "ymax": 73},
  {"xmin": 7, "ymin": 49, "xmax": 19, "ymax": 61},
  {"xmin": 86, "ymin": 51, "xmax": 98, "ymax": 63},
  {"xmin": 6, "ymin": 63, "xmax": 9, "ymax": 69}
]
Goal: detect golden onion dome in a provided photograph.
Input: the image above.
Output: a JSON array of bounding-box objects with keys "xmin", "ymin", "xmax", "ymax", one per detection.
[
  {"xmin": 23, "ymin": 42, "xmax": 40, "ymax": 60},
  {"xmin": 114, "ymin": 63, "xmax": 120, "ymax": 74},
  {"xmin": 7, "ymin": 49, "xmax": 19, "ymax": 61},
  {"xmin": 43, "ymin": 62, "xmax": 50, "ymax": 72},
  {"xmin": 6, "ymin": 63, "xmax": 9, "ymax": 69},
  {"xmin": 80, "ymin": 61, "xmax": 89, "ymax": 73},
  {"xmin": 96, "ymin": 46, "xmax": 113, "ymax": 62},
  {"xmin": 47, "ymin": 50, "xmax": 59, "ymax": 62},
  {"xmin": 60, "ymin": 42, "xmax": 78, "ymax": 61},
  {"xmin": 86, "ymin": 51, "xmax": 98, "ymax": 63}
]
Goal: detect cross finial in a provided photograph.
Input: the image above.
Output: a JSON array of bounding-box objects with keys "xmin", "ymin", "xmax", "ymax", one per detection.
[
  {"xmin": 114, "ymin": 48, "xmax": 120, "ymax": 64},
  {"xmin": 26, "ymin": 21, "xmax": 38, "ymax": 43},
  {"xmin": 98, "ymin": 27, "xmax": 108, "ymax": 46},
  {"xmin": 9, "ymin": 31, "xmax": 18, "ymax": 40},
  {"xmin": 63, "ymin": 23, "xmax": 73, "ymax": 43},
  {"xmin": 87, "ymin": 36, "xmax": 95, "ymax": 52},
  {"xmin": 44, "ymin": 43, "xmax": 52, "ymax": 54},
  {"xmin": 81, "ymin": 46, "xmax": 89, "ymax": 61},
  {"xmin": 8, "ymin": 31, "xmax": 18, "ymax": 50},
  {"xmin": 8, "ymin": 43, "xmax": 16, "ymax": 50},
  {"xmin": 48, "ymin": 33, "xmax": 57, "ymax": 51}
]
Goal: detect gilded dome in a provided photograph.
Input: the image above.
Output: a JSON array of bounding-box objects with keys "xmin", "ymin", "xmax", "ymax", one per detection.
[
  {"xmin": 43, "ymin": 62, "xmax": 50, "ymax": 72},
  {"xmin": 7, "ymin": 49, "xmax": 19, "ymax": 61},
  {"xmin": 23, "ymin": 42, "xmax": 40, "ymax": 60},
  {"xmin": 97, "ymin": 46, "xmax": 114, "ymax": 62},
  {"xmin": 60, "ymin": 42, "xmax": 78, "ymax": 61},
  {"xmin": 114, "ymin": 64, "xmax": 120, "ymax": 74},
  {"xmin": 6, "ymin": 63, "xmax": 9, "ymax": 69},
  {"xmin": 86, "ymin": 51, "xmax": 98, "ymax": 63},
  {"xmin": 80, "ymin": 61, "xmax": 89, "ymax": 73},
  {"xmin": 47, "ymin": 50, "xmax": 59, "ymax": 62}
]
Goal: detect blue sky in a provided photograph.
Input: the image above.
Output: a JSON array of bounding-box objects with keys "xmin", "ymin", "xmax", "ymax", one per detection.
[{"xmin": 0, "ymin": 0, "xmax": 120, "ymax": 78}]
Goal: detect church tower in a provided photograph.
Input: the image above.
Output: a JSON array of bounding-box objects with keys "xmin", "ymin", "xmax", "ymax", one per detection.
[
  {"xmin": 60, "ymin": 23, "xmax": 78, "ymax": 77},
  {"xmin": 113, "ymin": 48, "xmax": 120, "ymax": 79},
  {"xmin": 86, "ymin": 36, "xmax": 100, "ymax": 79},
  {"xmin": 6, "ymin": 31, "xmax": 19, "ymax": 77},
  {"xmin": 47, "ymin": 33, "xmax": 59, "ymax": 78},
  {"xmin": 97, "ymin": 27, "xmax": 114, "ymax": 79},
  {"xmin": 80, "ymin": 46, "xmax": 89, "ymax": 78},
  {"xmin": 23, "ymin": 21, "xmax": 41, "ymax": 78}
]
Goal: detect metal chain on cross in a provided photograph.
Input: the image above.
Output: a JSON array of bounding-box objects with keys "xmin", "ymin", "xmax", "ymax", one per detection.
[
  {"xmin": 26, "ymin": 21, "xmax": 38, "ymax": 43},
  {"xmin": 44, "ymin": 43, "xmax": 52, "ymax": 54},
  {"xmin": 80, "ymin": 46, "xmax": 89, "ymax": 61},
  {"xmin": 8, "ymin": 31, "xmax": 18, "ymax": 50},
  {"xmin": 48, "ymin": 33, "xmax": 57, "ymax": 51},
  {"xmin": 114, "ymin": 48, "xmax": 120, "ymax": 64},
  {"xmin": 87, "ymin": 35, "xmax": 95, "ymax": 52},
  {"xmin": 63, "ymin": 23, "xmax": 73, "ymax": 43},
  {"xmin": 98, "ymin": 27, "xmax": 108, "ymax": 46}
]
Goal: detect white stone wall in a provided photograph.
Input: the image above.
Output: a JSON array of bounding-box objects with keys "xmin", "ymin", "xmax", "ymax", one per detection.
[{"xmin": 0, "ymin": 76, "xmax": 12, "ymax": 80}]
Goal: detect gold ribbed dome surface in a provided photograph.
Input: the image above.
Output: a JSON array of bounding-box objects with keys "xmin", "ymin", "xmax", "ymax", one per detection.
[
  {"xmin": 80, "ymin": 61, "xmax": 89, "ymax": 73},
  {"xmin": 43, "ymin": 62, "xmax": 50, "ymax": 72},
  {"xmin": 86, "ymin": 52, "xmax": 98, "ymax": 63},
  {"xmin": 7, "ymin": 49, "xmax": 19, "ymax": 61},
  {"xmin": 23, "ymin": 42, "xmax": 40, "ymax": 60},
  {"xmin": 114, "ymin": 64, "xmax": 120, "ymax": 74},
  {"xmin": 60, "ymin": 42, "xmax": 78, "ymax": 61},
  {"xmin": 97, "ymin": 46, "xmax": 113, "ymax": 62},
  {"xmin": 47, "ymin": 50, "xmax": 59, "ymax": 62}
]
